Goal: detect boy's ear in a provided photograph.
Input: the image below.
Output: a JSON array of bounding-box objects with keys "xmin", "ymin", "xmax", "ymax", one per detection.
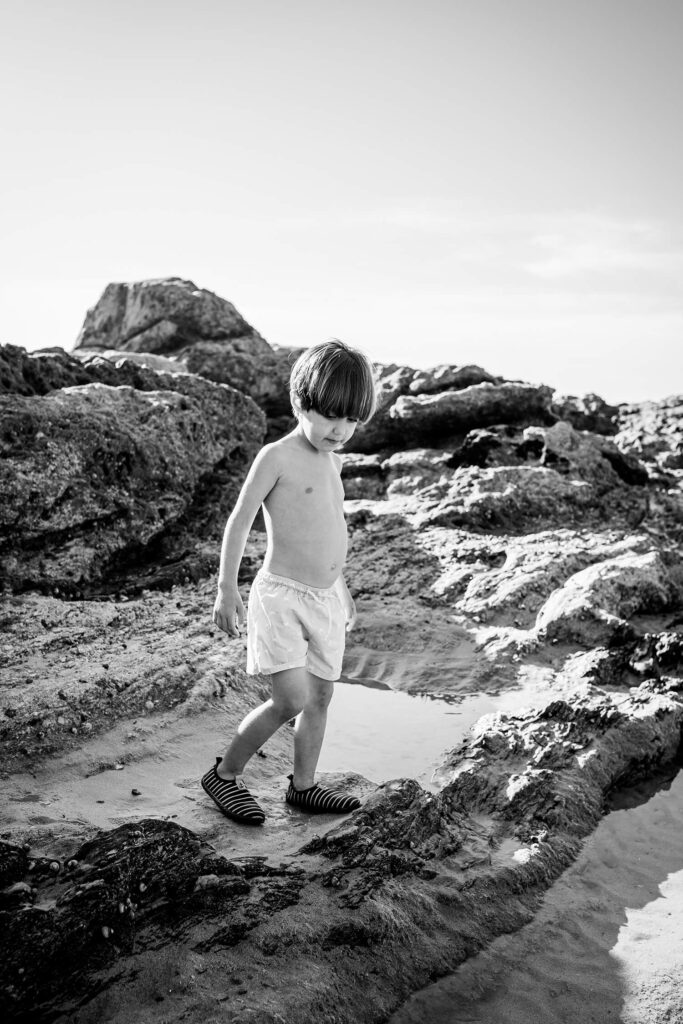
[{"xmin": 290, "ymin": 391, "xmax": 301, "ymax": 416}]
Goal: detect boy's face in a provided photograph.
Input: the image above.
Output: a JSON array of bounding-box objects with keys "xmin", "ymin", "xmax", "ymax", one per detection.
[{"xmin": 294, "ymin": 402, "xmax": 359, "ymax": 453}]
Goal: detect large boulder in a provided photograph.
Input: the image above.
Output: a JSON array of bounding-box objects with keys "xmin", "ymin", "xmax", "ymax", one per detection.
[
  {"xmin": 74, "ymin": 278, "xmax": 298, "ymax": 419},
  {"xmin": 75, "ymin": 278, "xmax": 268, "ymax": 356},
  {"xmin": 0, "ymin": 368, "xmax": 264, "ymax": 595}
]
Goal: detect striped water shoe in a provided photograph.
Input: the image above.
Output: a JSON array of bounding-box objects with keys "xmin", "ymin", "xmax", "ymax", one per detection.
[
  {"xmin": 285, "ymin": 774, "xmax": 360, "ymax": 815},
  {"xmin": 201, "ymin": 758, "xmax": 265, "ymax": 825}
]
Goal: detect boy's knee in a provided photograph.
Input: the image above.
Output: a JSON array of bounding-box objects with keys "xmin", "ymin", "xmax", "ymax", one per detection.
[
  {"xmin": 306, "ymin": 681, "xmax": 334, "ymax": 711},
  {"xmin": 272, "ymin": 693, "xmax": 306, "ymax": 720}
]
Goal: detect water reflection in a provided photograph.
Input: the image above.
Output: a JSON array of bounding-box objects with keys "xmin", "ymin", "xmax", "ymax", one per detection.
[{"xmin": 320, "ymin": 676, "xmax": 553, "ymax": 791}]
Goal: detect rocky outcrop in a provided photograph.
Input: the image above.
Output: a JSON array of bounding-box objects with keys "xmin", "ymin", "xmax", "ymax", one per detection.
[{"xmin": 0, "ymin": 365, "xmax": 264, "ymax": 595}]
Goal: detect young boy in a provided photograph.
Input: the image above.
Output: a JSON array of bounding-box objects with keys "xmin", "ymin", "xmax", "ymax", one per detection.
[{"xmin": 202, "ymin": 340, "xmax": 377, "ymax": 825}]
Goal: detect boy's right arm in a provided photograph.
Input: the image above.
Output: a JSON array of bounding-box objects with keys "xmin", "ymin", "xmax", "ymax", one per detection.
[{"xmin": 212, "ymin": 446, "xmax": 280, "ymax": 637}]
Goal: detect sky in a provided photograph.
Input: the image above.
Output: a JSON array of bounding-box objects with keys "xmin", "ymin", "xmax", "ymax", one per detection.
[{"xmin": 1, "ymin": 0, "xmax": 681, "ymax": 403}]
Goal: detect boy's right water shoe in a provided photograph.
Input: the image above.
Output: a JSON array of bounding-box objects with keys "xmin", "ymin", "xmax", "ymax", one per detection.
[{"xmin": 201, "ymin": 758, "xmax": 266, "ymax": 825}]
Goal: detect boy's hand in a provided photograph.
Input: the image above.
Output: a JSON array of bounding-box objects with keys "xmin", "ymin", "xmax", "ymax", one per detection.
[
  {"xmin": 212, "ymin": 586, "xmax": 245, "ymax": 638},
  {"xmin": 340, "ymin": 584, "xmax": 357, "ymax": 633},
  {"xmin": 345, "ymin": 595, "xmax": 357, "ymax": 632}
]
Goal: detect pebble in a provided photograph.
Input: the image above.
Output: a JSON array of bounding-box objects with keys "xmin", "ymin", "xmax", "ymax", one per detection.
[{"xmin": 131, "ymin": 788, "xmax": 141, "ymax": 796}]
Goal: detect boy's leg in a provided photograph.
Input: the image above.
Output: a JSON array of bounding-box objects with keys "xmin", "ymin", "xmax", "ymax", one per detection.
[
  {"xmin": 218, "ymin": 669, "xmax": 308, "ymax": 779},
  {"xmin": 286, "ymin": 669, "xmax": 361, "ymax": 814},
  {"xmin": 291, "ymin": 671, "xmax": 334, "ymax": 789}
]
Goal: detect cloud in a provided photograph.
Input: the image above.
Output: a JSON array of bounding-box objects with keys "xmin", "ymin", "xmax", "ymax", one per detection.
[
  {"xmin": 523, "ymin": 214, "xmax": 683, "ymax": 280},
  {"xmin": 275, "ymin": 203, "xmax": 683, "ymax": 287}
]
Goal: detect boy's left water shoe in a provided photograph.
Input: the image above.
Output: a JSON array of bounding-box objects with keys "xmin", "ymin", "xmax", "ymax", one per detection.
[
  {"xmin": 201, "ymin": 758, "xmax": 266, "ymax": 825},
  {"xmin": 285, "ymin": 774, "xmax": 360, "ymax": 814}
]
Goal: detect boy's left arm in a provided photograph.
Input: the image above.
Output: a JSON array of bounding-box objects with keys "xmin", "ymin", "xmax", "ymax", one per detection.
[{"xmin": 333, "ymin": 452, "xmax": 357, "ymax": 632}]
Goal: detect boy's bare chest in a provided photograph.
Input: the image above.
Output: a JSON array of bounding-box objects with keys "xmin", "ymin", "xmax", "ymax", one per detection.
[{"xmin": 267, "ymin": 459, "xmax": 344, "ymax": 518}]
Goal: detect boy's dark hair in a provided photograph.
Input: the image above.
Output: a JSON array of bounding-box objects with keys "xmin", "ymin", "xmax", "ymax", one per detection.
[{"xmin": 290, "ymin": 340, "xmax": 377, "ymax": 423}]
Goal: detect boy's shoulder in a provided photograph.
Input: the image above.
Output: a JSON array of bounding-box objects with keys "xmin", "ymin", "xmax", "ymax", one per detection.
[
  {"xmin": 255, "ymin": 435, "xmax": 300, "ymax": 473},
  {"xmin": 260, "ymin": 435, "xmax": 297, "ymax": 460}
]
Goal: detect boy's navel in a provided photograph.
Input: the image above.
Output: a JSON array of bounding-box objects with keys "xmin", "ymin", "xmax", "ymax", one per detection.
[{"xmin": 305, "ymin": 487, "xmax": 313, "ymax": 493}]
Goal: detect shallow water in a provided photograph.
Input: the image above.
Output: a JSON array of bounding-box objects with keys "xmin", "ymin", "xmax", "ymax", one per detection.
[
  {"xmin": 0, "ymin": 674, "xmax": 555, "ymax": 862},
  {"xmin": 326, "ymin": 673, "xmax": 555, "ymax": 790},
  {"xmin": 390, "ymin": 769, "xmax": 683, "ymax": 1024}
]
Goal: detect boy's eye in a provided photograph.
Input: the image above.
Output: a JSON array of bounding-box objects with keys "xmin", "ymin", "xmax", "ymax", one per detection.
[{"xmin": 319, "ymin": 409, "xmax": 358, "ymax": 424}]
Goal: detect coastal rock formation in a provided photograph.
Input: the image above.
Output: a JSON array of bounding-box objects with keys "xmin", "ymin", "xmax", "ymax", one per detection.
[
  {"xmin": 1, "ymin": 362, "xmax": 264, "ymax": 595},
  {"xmin": 1, "ymin": 279, "xmax": 682, "ymax": 1023}
]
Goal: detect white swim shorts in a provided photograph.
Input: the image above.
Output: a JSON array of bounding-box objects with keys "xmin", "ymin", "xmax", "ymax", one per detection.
[{"xmin": 246, "ymin": 570, "xmax": 346, "ymax": 681}]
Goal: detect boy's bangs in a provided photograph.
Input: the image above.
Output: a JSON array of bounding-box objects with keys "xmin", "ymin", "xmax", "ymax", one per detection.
[
  {"xmin": 315, "ymin": 363, "xmax": 375, "ymax": 421},
  {"xmin": 291, "ymin": 340, "xmax": 377, "ymax": 422}
]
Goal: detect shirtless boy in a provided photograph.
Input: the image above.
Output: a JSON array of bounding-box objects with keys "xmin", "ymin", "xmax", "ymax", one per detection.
[{"xmin": 202, "ymin": 340, "xmax": 377, "ymax": 824}]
